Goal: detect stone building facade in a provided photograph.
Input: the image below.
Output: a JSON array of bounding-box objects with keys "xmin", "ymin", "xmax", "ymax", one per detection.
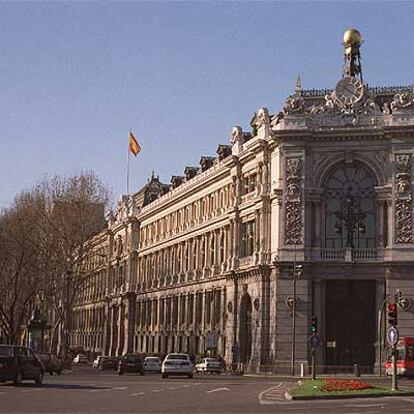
[{"xmin": 71, "ymin": 30, "xmax": 414, "ymax": 373}]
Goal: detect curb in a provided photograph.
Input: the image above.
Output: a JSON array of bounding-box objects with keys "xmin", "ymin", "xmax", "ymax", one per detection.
[{"xmin": 285, "ymin": 391, "xmax": 414, "ymax": 401}]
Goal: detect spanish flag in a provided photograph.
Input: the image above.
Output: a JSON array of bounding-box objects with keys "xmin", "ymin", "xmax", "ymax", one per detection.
[{"xmin": 129, "ymin": 131, "xmax": 141, "ymax": 156}]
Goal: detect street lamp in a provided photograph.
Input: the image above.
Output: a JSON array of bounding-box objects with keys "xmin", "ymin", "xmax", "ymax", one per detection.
[{"xmin": 290, "ymin": 247, "xmax": 303, "ymax": 377}]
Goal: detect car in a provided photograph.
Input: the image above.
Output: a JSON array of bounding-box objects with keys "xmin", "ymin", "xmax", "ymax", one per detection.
[
  {"xmin": 195, "ymin": 358, "xmax": 223, "ymax": 374},
  {"xmin": 92, "ymin": 356, "xmax": 103, "ymax": 368},
  {"xmin": 118, "ymin": 354, "xmax": 145, "ymax": 375},
  {"xmin": 73, "ymin": 354, "xmax": 88, "ymax": 364},
  {"xmin": 98, "ymin": 356, "xmax": 118, "ymax": 370},
  {"xmin": 0, "ymin": 345, "xmax": 44, "ymax": 386},
  {"xmin": 35, "ymin": 352, "xmax": 63, "ymax": 375},
  {"xmin": 161, "ymin": 353, "xmax": 193, "ymax": 379},
  {"xmin": 143, "ymin": 356, "xmax": 161, "ymax": 373}
]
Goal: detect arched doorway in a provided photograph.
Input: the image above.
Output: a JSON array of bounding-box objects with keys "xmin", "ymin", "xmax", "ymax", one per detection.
[{"xmin": 238, "ymin": 293, "xmax": 252, "ymax": 364}]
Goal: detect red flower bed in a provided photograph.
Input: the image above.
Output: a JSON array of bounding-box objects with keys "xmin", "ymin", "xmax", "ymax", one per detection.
[{"xmin": 322, "ymin": 378, "xmax": 372, "ymax": 392}]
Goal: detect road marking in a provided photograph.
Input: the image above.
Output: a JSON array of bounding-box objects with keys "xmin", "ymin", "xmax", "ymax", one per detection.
[
  {"xmin": 90, "ymin": 388, "xmax": 110, "ymax": 393},
  {"xmin": 113, "ymin": 386, "xmax": 127, "ymax": 390},
  {"xmin": 258, "ymin": 383, "xmax": 284, "ymax": 405},
  {"xmin": 400, "ymin": 398, "xmax": 414, "ymax": 403},
  {"xmin": 151, "ymin": 389, "xmax": 162, "ymax": 392},
  {"xmin": 206, "ymin": 387, "xmax": 230, "ymax": 394},
  {"xmin": 345, "ymin": 404, "xmax": 384, "ymax": 408},
  {"xmin": 130, "ymin": 392, "xmax": 145, "ymax": 396}
]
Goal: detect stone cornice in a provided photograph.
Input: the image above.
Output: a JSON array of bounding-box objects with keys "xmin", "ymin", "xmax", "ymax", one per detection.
[{"xmin": 275, "ymin": 129, "xmax": 387, "ymax": 143}]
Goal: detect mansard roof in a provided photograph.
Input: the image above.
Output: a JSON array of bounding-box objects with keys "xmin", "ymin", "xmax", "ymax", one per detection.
[{"xmin": 133, "ymin": 174, "xmax": 170, "ymax": 208}]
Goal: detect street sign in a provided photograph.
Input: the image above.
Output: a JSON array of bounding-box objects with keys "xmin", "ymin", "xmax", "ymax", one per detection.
[{"xmin": 387, "ymin": 326, "xmax": 399, "ymax": 346}]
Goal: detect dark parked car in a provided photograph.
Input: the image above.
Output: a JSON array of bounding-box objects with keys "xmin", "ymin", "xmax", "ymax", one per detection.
[
  {"xmin": 35, "ymin": 352, "xmax": 63, "ymax": 375},
  {"xmin": 99, "ymin": 356, "xmax": 118, "ymax": 370},
  {"xmin": 0, "ymin": 345, "xmax": 44, "ymax": 385},
  {"xmin": 118, "ymin": 354, "xmax": 144, "ymax": 376}
]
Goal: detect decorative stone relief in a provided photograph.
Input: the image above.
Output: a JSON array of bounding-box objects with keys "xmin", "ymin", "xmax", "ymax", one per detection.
[
  {"xmin": 283, "ymin": 95, "xmax": 306, "ymax": 115},
  {"xmin": 391, "ymin": 91, "xmax": 414, "ymax": 112},
  {"xmin": 274, "ymin": 82, "xmax": 387, "ymax": 129},
  {"xmin": 285, "ymin": 157, "xmax": 303, "ymax": 244},
  {"xmin": 395, "ymin": 154, "xmax": 413, "ymax": 243}
]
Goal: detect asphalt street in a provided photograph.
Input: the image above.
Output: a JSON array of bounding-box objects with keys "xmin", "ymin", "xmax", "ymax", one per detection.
[{"xmin": 2, "ymin": 367, "xmax": 414, "ymax": 413}]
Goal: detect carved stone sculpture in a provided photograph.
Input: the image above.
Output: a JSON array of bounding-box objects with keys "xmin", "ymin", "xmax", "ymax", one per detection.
[
  {"xmin": 283, "ymin": 95, "xmax": 306, "ymax": 115},
  {"xmin": 395, "ymin": 154, "xmax": 413, "ymax": 243},
  {"xmin": 285, "ymin": 157, "xmax": 303, "ymax": 244},
  {"xmin": 391, "ymin": 92, "xmax": 414, "ymax": 112},
  {"xmin": 231, "ymin": 126, "xmax": 243, "ymax": 145},
  {"xmin": 255, "ymin": 108, "xmax": 270, "ymax": 129}
]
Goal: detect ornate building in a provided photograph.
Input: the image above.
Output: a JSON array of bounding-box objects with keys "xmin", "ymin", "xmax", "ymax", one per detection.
[{"xmin": 71, "ymin": 29, "xmax": 414, "ymax": 373}]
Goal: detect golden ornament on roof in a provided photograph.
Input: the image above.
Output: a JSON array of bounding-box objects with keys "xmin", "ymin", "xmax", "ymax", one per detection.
[{"xmin": 343, "ymin": 28, "xmax": 362, "ymax": 46}]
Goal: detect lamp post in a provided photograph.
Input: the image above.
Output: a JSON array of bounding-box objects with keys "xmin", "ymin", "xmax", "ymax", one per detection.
[{"xmin": 290, "ymin": 245, "xmax": 303, "ymax": 377}]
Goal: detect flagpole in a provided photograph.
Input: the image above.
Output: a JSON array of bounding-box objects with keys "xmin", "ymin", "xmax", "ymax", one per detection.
[{"xmin": 126, "ymin": 134, "xmax": 130, "ymax": 195}]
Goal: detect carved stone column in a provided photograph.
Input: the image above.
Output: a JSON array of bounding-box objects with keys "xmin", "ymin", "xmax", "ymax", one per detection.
[
  {"xmin": 255, "ymin": 209, "xmax": 261, "ymax": 263},
  {"xmin": 229, "ymin": 220, "xmax": 234, "ymax": 267},
  {"xmin": 232, "ymin": 214, "xmax": 240, "ymax": 268},
  {"xmin": 377, "ymin": 200, "xmax": 385, "ymax": 247}
]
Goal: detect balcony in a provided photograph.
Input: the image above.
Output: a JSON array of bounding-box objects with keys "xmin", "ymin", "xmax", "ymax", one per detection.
[
  {"xmin": 311, "ymin": 248, "xmax": 383, "ymax": 263},
  {"xmin": 239, "ymin": 255, "xmax": 254, "ymax": 267}
]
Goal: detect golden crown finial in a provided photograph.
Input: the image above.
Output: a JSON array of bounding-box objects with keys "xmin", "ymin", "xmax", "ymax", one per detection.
[{"xmin": 343, "ymin": 28, "xmax": 362, "ymax": 47}]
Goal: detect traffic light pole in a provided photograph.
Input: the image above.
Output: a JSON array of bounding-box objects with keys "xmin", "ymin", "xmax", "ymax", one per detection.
[
  {"xmin": 311, "ymin": 348, "xmax": 316, "ymax": 380},
  {"xmin": 392, "ymin": 345, "xmax": 398, "ymax": 391},
  {"xmin": 291, "ymin": 274, "xmax": 297, "ymax": 377},
  {"xmin": 378, "ymin": 295, "xmax": 391, "ymax": 377}
]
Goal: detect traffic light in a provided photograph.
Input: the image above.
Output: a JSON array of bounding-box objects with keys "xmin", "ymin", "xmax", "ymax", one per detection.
[
  {"xmin": 310, "ymin": 315, "xmax": 318, "ymax": 334},
  {"xmin": 388, "ymin": 303, "xmax": 398, "ymax": 326}
]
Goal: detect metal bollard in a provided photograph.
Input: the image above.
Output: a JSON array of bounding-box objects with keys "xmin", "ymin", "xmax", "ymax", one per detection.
[
  {"xmin": 300, "ymin": 363, "xmax": 305, "ymax": 378},
  {"xmin": 354, "ymin": 363, "xmax": 360, "ymax": 377}
]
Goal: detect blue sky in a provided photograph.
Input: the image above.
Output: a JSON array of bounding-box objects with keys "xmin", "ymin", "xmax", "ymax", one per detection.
[{"xmin": 1, "ymin": 1, "xmax": 413, "ymax": 208}]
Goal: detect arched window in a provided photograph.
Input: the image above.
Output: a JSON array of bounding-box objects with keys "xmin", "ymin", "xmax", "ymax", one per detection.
[{"xmin": 325, "ymin": 162, "xmax": 377, "ymax": 249}]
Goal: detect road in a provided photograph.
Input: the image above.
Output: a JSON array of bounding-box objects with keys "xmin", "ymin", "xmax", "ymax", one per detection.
[{"xmin": 2, "ymin": 366, "xmax": 414, "ymax": 413}]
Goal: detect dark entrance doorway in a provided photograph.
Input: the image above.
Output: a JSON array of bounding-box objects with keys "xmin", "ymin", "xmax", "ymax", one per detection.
[
  {"xmin": 325, "ymin": 280, "xmax": 376, "ymax": 370},
  {"xmin": 238, "ymin": 293, "xmax": 252, "ymax": 364}
]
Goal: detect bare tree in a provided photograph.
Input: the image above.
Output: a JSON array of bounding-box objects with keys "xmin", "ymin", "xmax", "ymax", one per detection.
[
  {"xmin": 0, "ymin": 192, "xmax": 45, "ymax": 344},
  {"xmin": 34, "ymin": 172, "xmax": 110, "ymax": 356},
  {"xmin": 0, "ymin": 171, "xmax": 110, "ymax": 355}
]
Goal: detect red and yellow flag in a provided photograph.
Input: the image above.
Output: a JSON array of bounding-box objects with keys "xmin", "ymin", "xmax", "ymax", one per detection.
[{"xmin": 129, "ymin": 131, "xmax": 141, "ymax": 156}]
